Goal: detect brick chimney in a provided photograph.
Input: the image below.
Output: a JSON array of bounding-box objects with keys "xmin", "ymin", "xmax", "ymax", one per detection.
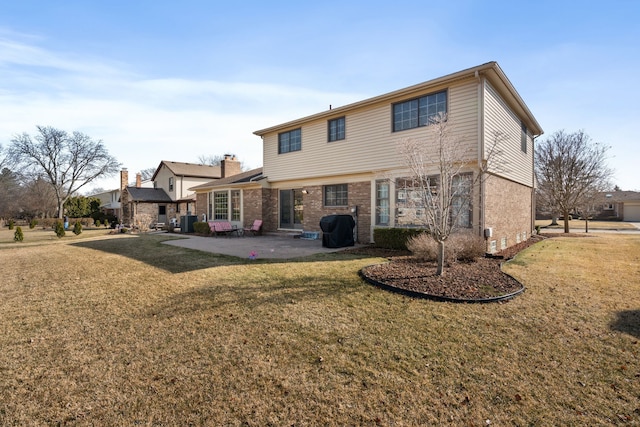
[
  {"xmin": 220, "ymin": 154, "xmax": 241, "ymax": 178},
  {"xmin": 136, "ymin": 173, "xmax": 142, "ymax": 188}
]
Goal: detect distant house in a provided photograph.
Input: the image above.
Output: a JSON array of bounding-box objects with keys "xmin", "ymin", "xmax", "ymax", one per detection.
[
  {"xmin": 120, "ymin": 155, "xmax": 242, "ymax": 225},
  {"xmin": 198, "ymin": 62, "xmax": 544, "ymax": 252},
  {"xmin": 91, "ymin": 172, "xmax": 153, "ymax": 219},
  {"xmin": 599, "ymin": 191, "xmax": 640, "ymax": 221}
]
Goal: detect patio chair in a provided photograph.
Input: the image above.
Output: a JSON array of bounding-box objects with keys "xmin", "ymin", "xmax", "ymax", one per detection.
[{"xmin": 243, "ymin": 219, "xmax": 262, "ymax": 236}]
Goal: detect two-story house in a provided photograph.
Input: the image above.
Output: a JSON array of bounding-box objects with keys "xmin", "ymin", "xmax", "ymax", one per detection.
[
  {"xmin": 121, "ymin": 155, "xmax": 242, "ymax": 226},
  {"xmin": 196, "ymin": 62, "xmax": 543, "ymax": 252}
]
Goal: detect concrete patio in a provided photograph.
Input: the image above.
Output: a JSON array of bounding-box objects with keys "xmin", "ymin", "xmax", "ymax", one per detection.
[{"xmin": 161, "ymin": 233, "xmax": 356, "ymax": 259}]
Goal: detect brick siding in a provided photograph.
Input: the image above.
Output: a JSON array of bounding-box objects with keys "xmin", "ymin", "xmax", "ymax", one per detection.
[{"xmin": 484, "ymin": 175, "xmax": 533, "ymax": 252}]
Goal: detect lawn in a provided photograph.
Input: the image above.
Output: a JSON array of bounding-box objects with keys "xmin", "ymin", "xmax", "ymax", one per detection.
[{"xmin": 0, "ymin": 233, "xmax": 638, "ymax": 425}]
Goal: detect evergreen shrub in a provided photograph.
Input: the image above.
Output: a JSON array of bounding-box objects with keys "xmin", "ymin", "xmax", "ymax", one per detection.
[
  {"xmin": 373, "ymin": 227, "xmax": 427, "ymax": 250},
  {"xmin": 14, "ymin": 226, "xmax": 24, "ymax": 242}
]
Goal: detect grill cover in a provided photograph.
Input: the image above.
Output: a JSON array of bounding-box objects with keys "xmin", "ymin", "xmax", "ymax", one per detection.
[{"xmin": 319, "ymin": 214, "xmax": 355, "ymax": 248}]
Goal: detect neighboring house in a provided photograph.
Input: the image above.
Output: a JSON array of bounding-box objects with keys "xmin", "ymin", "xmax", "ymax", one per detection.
[
  {"xmin": 120, "ymin": 155, "xmax": 242, "ymax": 225},
  {"xmin": 91, "ymin": 171, "xmax": 153, "ymax": 219},
  {"xmin": 190, "ymin": 167, "xmax": 267, "ymax": 228},
  {"xmin": 599, "ymin": 191, "xmax": 640, "ymax": 221},
  {"xmin": 244, "ymin": 61, "xmax": 542, "ymax": 252}
]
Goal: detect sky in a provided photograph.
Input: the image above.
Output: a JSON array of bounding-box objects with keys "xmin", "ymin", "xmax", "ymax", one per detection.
[{"xmin": 1, "ymin": 0, "xmax": 639, "ymax": 192}]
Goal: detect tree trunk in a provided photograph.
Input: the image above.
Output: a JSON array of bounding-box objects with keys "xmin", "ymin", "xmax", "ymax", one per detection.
[
  {"xmin": 436, "ymin": 240, "xmax": 445, "ymax": 276},
  {"xmin": 550, "ymin": 215, "xmax": 558, "ymax": 226},
  {"xmin": 585, "ymin": 219, "xmax": 589, "ymax": 233},
  {"xmin": 563, "ymin": 212, "xmax": 570, "ymax": 233}
]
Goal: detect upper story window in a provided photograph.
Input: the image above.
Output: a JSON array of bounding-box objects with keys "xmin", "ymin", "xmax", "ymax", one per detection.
[
  {"xmin": 328, "ymin": 117, "xmax": 345, "ymax": 142},
  {"xmin": 393, "ymin": 90, "xmax": 447, "ymax": 132},
  {"xmin": 521, "ymin": 121, "xmax": 528, "ymax": 153},
  {"xmin": 169, "ymin": 177, "xmax": 174, "ymax": 191},
  {"xmin": 324, "ymin": 184, "xmax": 348, "ymax": 207},
  {"xmin": 278, "ymin": 128, "xmax": 301, "ymax": 154}
]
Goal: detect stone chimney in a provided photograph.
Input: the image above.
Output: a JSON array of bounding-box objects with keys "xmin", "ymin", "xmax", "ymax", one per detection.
[
  {"xmin": 220, "ymin": 154, "xmax": 241, "ymax": 178},
  {"xmin": 136, "ymin": 173, "xmax": 142, "ymax": 188},
  {"xmin": 120, "ymin": 168, "xmax": 129, "ymax": 191},
  {"xmin": 119, "ymin": 168, "xmax": 129, "ymax": 223}
]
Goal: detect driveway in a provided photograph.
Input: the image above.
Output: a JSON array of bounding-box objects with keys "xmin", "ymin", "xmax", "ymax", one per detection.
[{"xmin": 161, "ymin": 234, "xmax": 355, "ymax": 259}]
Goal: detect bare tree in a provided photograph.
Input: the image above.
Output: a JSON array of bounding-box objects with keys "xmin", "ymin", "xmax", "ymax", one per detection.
[
  {"xmin": 197, "ymin": 154, "xmax": 225, "ymax": 166},
  {"xmin": 397, "ymin": 113, "xmax": 505, "ymax": 275},
  {"xmin": 139, "ymin": 167, "xmax": 156, "ymax": 181},
  {"xmin": 535, "ymin": 130, "xmax": 613, "ymax": 233},
  {"xmin": 197, "ymin": 153, "xmax": 246, "ymax": 171},
  {"xmin": 8, "ymin": 126, "xmax": 121, "ymax": 219}
]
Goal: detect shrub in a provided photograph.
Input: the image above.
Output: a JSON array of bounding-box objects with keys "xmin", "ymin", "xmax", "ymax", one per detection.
[
  {"xmin": 14, "ymin": 226, "xmax": 24, "ymax": 242},
  {"xmin": 535, "ymin": 225, "xmax": 541, "ymax": 235},
  {"xmin": 73, "ymin": 221, "xmax": 83, "ymax": 235},
  {"xmin": 408, "ymin": 232, "xmax": 486, "ymax": 264},
  {"xmin": 193, "ymin": 221, "xmax": 211, "ymax": 235},
  {"xmin": 29, "ymin": 219, "xmax": 38, "ymax": 229},
  {"xmin": 448, "ymin": 232, "xmax": 486, "ymax": 262},
  {"xmin": 54, "ymin": 221, "xmax": 65, "ymax": 238},
  {"xmin": 407, "ymin": 232, "xmax": 438, "ymax": 261},
  {"xmin": 95, "ymin": 219, "xmax": 101, "ymax": 227},
  {"xmin": 8, "ymin": 219, "xmax": 14, "ymax": 230},
  {"xmin": 373, "ymin": 228, "xmax": 427, "ymax": 250}
]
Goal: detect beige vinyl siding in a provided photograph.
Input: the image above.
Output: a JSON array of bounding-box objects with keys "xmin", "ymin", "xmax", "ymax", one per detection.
[
  {"xmin": 154, "ymin": 166, "xmax": 174, "ymax": 198},
  {"xmin": 483, "ymin": 80, "xmax": 534, "ymax": 186},
  {"xmin": 263, "ymin": 79, "xmax": 480, "ymax": 182}
]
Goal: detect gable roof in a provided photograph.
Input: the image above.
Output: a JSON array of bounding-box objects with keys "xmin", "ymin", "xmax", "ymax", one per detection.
[
  {"xmin": 253, "ymin": 61, "xmax": 543, "ymax": 138},
  {"xmin": 151, "ymin": 161, "xmax": 222, "ymax": 181},
  {"xmin": 124, "ymin": 186, "xmax": 173, "ymax": 203},
  {"xmin": 189, "ymin": 168, "xmax": 264, "ymax": 191},
  {"xmin": 603, "ymin": 191, "xmax": 640, "ymax": 203}
]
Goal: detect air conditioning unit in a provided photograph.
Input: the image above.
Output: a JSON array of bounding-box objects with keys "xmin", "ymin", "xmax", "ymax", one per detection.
[{"xmin": 484, "ymin": 228, "xmax": 493, "ymax": 239}]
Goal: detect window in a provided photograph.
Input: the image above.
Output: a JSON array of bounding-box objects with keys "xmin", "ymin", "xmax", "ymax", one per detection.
[
  {"xmin": 395, "ymin": 174, "xmax": 471, "ymax": 228},
  {"xmin": 213, "ymin": 191, "xmax": 229, "ymax": 220},
  {"xmin": 451, "ymin": 173, "xmax": 472, "ymax": 228},
  {"xmin": 376, "ymin": 180, "xmax": 390, "ymax": 226},
  {"xmin": 604, "ymin": 203, "xmax": 614, "ymax": 210},
  {"xmin": 521, "ymin": 121, "xmax": 528, "ymax": 153},
  {"xmin": 395, "ymin": 177, "xmax": 436, "ymax": 226},
  {"xmin": 393, "ymin": 90, "xmax": 447, "ymax": 132},
  {"xmin": 169, "ymin": 177, "xmax": 174, "ymax": 191},
  {"xmin": 231, "ymin": 190, "xmax": 241, "ymax": 221},
  {"xmin": 278, "ymin": 128, "xmax": 301, "ymax": 154},
  {"xmin": 324, "ymin": 184, "xmax": 348, "ymax": 207},
  {"xmin": 328, "ymin": 117, "xmax": 345, "ymax": 142}
]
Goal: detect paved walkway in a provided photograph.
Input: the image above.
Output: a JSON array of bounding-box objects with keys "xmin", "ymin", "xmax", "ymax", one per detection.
[
  {"xmin": 161, "ymin": 233, "xmax": 354, "ymax": 259},
  {"xmin": 539, "ymin": 222, "xmax": 640, "ymax": 234}
]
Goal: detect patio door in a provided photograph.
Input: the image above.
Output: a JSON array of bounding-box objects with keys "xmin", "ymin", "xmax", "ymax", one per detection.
[{"xmin": 279, "ymin": 189, "xmax": 303, "ymax": 229}]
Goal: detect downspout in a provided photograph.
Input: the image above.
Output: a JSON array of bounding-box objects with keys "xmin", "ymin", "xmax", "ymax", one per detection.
[{"xmin": 475, "ymin": 70, "xmax": 486, "ymax": 237}]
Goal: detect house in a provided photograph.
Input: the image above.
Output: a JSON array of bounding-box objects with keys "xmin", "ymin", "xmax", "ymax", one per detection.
[
  {"xmin": 599, "ymin": 191, "xmax": 640, "ymax": 221},
  {"xmin": 91, "ymin": 171, "xmax": 153, "ymax": 219},
  {"xmin": 196, "ymin": 62, "xmax": 543, "ymax": 252},
  {"xmin": 120, "ymin": 155, "xmax": 242, "ymax": 226},
  {"xmin": 190, "ymin": 167, "xmax": 267, "ymax": 227}
]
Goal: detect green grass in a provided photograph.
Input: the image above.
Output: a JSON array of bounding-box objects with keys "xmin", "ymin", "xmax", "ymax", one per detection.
[{"xmin": 0, "ymin": 233, "xmax": 639, "ymax": 425}]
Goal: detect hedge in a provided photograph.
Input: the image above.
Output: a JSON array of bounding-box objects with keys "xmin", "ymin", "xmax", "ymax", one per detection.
[{"xmin": 373, "ymin": 227, "xmax": 428, "ymax": 250}]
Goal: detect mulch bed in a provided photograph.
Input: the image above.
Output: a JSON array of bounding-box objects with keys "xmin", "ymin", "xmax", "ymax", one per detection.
[{"xmin": 353, "ymin": 235, "xmax": 547, "ymax": 302}]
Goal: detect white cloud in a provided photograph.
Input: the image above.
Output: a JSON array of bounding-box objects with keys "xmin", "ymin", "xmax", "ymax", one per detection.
[{"xmin": 0, "ymin": 31, "xmax": 365, "ymax": 192}]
